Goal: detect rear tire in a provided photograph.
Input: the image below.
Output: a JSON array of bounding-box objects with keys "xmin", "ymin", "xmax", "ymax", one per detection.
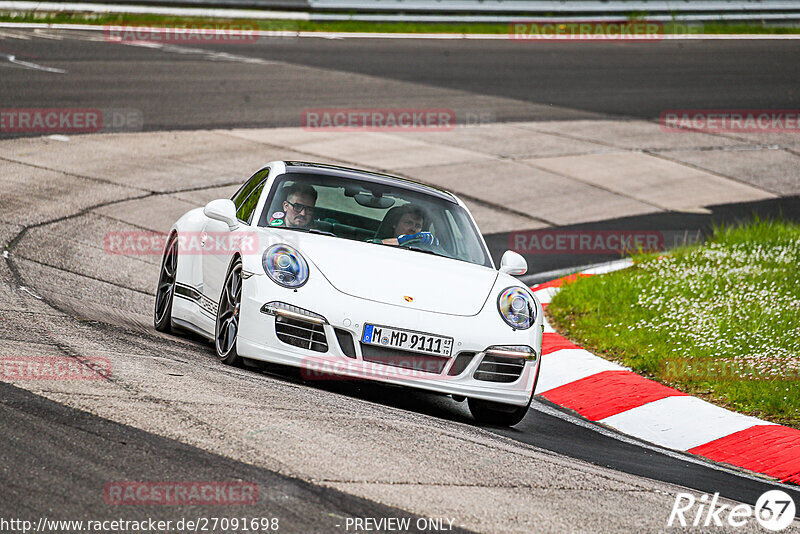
[
  {"xmin": 154, "ymin": 233, "xmax": 178, "ymax": 333},
  {"xmin": 468, "ymin": 397, "xmax": 531, "ymax": 427},
  {"xmin": 215, "ymin": 257, "xmax": 243, "ymax": 367}
]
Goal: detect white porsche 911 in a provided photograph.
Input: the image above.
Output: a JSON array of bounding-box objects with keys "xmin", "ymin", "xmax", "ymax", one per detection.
[{"xmin": 154, "ymin": 161, "xmax": 543, "ymax": 426}]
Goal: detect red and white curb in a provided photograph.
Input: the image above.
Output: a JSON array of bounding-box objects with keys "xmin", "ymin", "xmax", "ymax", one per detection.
[{"xmin": 531, "ymin": 259, "xmax": 800, "ymax": 485}]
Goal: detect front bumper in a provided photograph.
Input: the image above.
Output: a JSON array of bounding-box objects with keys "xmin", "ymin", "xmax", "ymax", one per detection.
[{"xmin": 237, "ymin": 274, "xmax": 543, "ymax": 406}]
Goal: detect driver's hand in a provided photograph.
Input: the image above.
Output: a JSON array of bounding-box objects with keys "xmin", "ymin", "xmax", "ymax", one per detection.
[{"xmin": 398, "ymin": 232, "xmax": 439, "ymax": 246}]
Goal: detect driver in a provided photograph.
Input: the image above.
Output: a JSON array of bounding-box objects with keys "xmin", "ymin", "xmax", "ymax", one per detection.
[
  {"xmin": 381, "ymin": 205, "xmax": 439, "ymax": 246},
  {"xmin": 273, "ymin": 183, "xmax": 317, "ymax": 228}
]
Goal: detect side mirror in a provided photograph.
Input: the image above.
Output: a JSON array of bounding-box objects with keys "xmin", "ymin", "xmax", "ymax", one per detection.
[
  {"xmin": 499, "ymin": 250, "xmax": 528, "ymax": 276},
  {"xmin": 203, "ymin": 199, "xmax": 239, "ymax": 230}
]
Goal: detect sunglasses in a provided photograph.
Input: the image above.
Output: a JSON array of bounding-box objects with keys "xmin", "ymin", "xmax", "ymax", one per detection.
[{"xmin": 285, "ymin": 200, "xmax": 314, "ymax": 214}]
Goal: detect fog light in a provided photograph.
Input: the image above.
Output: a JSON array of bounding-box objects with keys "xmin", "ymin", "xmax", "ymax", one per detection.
[
  {"xmin": 484, "ymin": 345, "xmax": 537, "ymax": 361},
  {"xmin": 260, "ymin": 301, "xmax": 327, "ymax": 325}
]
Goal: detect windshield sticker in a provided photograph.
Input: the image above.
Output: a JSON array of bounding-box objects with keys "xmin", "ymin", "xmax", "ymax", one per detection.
[{"xmin": 269, "ymin": 218, "xmax": 284, "ymax": 227}]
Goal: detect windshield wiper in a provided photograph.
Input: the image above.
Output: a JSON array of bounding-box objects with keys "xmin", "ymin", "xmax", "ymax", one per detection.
[
  {"xmin": 307, "ymin": 228, "xmax": 336, "ymax": 237},
  {"xmin": 276, "ymin": 227, "xmax": 336, "ymax": 237},
  {"xmin": 405, "ymin": 246, "xmax": 451, "ymax": 260}
]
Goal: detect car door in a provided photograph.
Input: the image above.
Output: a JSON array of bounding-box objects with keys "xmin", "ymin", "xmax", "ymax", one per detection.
[{"xmin": 202, "ymin": 168, "xmax": 270, "ymax": 308}]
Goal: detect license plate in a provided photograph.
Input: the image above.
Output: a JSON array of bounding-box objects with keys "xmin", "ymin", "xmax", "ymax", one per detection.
[{"xmin": 362, "ymin": 324, "xmax": 453, "ymax": 357}]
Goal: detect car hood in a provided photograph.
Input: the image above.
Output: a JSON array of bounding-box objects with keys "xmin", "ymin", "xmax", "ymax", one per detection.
[{"xmin": 269, "ymin": 229, "xmax": 498, "ymax": 316}]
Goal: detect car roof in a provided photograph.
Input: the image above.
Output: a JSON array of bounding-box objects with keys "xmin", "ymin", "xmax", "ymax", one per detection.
[{"xmin": 283, "ymin": 161, "xmax": 457, "ymax": 204}]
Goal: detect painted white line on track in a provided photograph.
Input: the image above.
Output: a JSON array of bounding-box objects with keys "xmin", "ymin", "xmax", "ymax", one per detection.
[
  {"xmin": 117, "ymin": 40, "xmax": 275, "ymax": 65},
  {"xmin": 600, "ymin": 395, "xmax": 777, "ymax": 451},
  {"xmin": 31, "ymin": 28, "xmax": 65, "ymax": 40},
  {"xmin": 16, "ymin": 27, "xmax": 282, "ymax": 65},
  {"xmin": 1, "ymin": 22, "xmax": 800, "ymax": 40},
  {"xmin": 0, "ymin": 53, "xmax": 65, "ymax": 72},
  {"xmin": 18, "ymin": 286, "xmax": 43, "ymax": 299},
  {"xmin": 0, "ymin": 28, "xmax": 30, "ymax": 39}
]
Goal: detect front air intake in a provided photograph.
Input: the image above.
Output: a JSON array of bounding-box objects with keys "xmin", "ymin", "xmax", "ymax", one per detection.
[
  {"xmin": 334, "ymin": 328, "xmax": 357, "ymax": 359},
  {"xmin": 447, "ymin": 352, "xmax": 476, "ymax": 376},
  {"xmin": 275, "ymin": 316, "xmax": 328, "ymax": 353},
  {"xmin": 473, "ymin": 354, "xmax": 525, "ymax": 383}
]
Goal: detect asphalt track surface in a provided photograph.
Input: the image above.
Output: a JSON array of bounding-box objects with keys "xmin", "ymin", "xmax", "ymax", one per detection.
[
  {"xmin": 1, "ymin": 30, "xmax": 799, "ymax": 130},
  {"xmin": 1, "ymin": 381, "xmax": 463, "ymax": 532},
  {"xmin": 1, "ymin": 29, "xmax": 800, "ymax": 531}
]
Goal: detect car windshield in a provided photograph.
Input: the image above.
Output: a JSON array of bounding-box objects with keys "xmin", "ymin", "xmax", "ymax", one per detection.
[{"xmin": 258, "ymin": 172, "xmax": 492, "ymax": 268}]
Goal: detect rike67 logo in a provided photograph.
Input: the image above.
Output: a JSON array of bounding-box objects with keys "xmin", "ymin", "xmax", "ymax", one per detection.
[{"xmin": 668, "ymin": 490, "xmax": 796, "ymax": 531}]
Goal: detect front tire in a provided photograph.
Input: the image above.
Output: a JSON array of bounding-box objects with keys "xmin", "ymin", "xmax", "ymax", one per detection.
[
  {"xmin": 154, "ymin": 233, "xmax": 178, "ymax": 333},
  {"xmin": 468, "ymin": 396, "xmax": 531, "ymax": 427},
  {"xmin": 215, "ymin": 257, "xmax": 243, "ymax": 366}
]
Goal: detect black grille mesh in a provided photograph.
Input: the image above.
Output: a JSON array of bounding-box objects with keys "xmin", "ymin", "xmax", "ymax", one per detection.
[
  {"xmin": 473, "ymin": 354, "xmax": 525, "ymax": 383},
  {"xmin": 275, "ymin": 316, "xmax": 328, "ymax": 353},
  {"xmin": 360, "ymin": 344, "xmax": 448, "ymax": 374}
]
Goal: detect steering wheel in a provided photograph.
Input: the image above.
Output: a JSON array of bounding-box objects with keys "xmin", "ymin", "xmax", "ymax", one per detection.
[{"xmin": 398, "ymin": 234, "xmax": 440, "ymax": 249}]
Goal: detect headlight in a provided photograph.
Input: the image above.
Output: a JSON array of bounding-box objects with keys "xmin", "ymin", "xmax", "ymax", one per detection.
[
  {"xmin": 497, "ymin": 287, "xmax": 536, "ymax": 330},
  {"xmin": 263, "ymin": 244, "xmax": 309, "ymax": 288}
]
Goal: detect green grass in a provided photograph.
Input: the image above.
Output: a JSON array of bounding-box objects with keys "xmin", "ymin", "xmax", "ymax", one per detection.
[
  {"xmin": 0, "ymin": 11, "xmax": 799, "ymax": 34},
  {"xmin": 547, "ymin": 219, "xmax": 800, "ymax": 428}
]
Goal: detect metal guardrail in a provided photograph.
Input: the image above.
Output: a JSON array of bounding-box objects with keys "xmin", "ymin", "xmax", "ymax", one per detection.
[
  {"xmin": 309, "ymin": 1, "xmax": 800, "ymax": 13},
  {"xmin": 27, "ymin": 0, "xmax": 311, "ymax": 6},
  {"xmin": 35, "ymin": 0, "xmax": 800, "ymax": 11},
  {"xmin": 20, "ymin": 0, "xmax": 800, "ymax": 19},
  {"xmin": 77, "ymin": 0, "xmax": 312, "ymax": 6}
]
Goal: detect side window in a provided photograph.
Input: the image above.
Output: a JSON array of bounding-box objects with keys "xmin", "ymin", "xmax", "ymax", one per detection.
[
  {"xmin": 237, "ymin": 181, "xmax": 267, "ymax": 224},
  {"xmin": 232, "ymin": 168, "xmax": 269, "ymax": 224},
  {"xmin": 232, "ymin": 168, "xmax": 269, "ymax": 211}
]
